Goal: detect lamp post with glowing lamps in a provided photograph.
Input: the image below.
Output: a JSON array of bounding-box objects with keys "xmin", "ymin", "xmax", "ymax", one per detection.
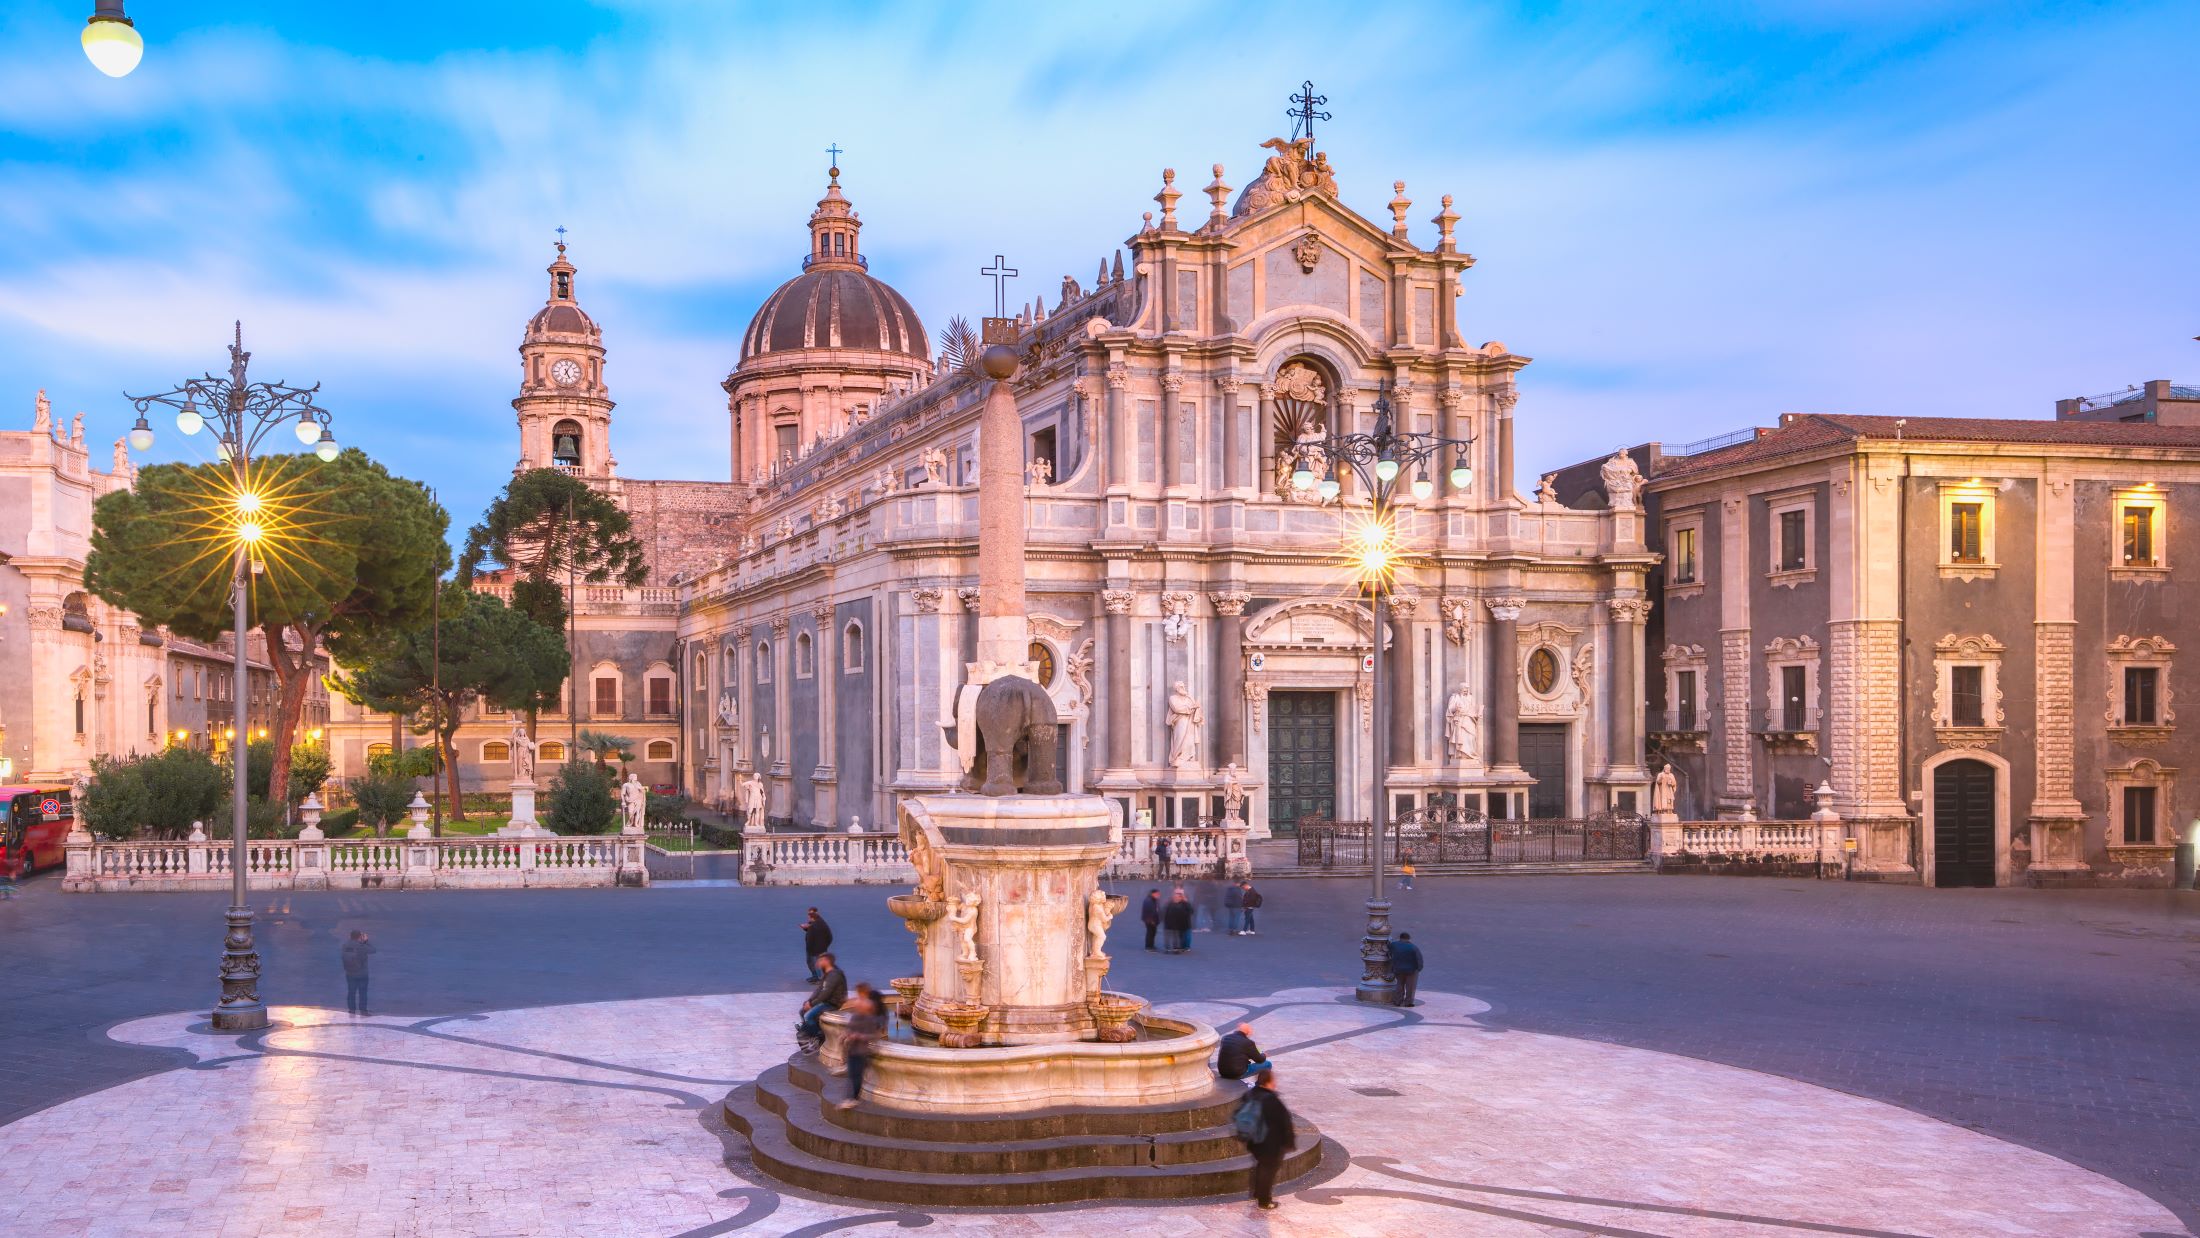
[
  {"xmin": 1288, "ymin": 384, "xmax": 1474, "ymax": 1004},
  {"xmin": 125, "ymin": 323, "xmax": 339, "ymax": 1033},
  {"xmin": 81, "ymin": 1, "xmax": 143, "ymax": 78}
]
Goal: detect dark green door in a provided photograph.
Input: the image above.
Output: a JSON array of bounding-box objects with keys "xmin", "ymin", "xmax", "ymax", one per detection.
[
  {"xmin": 1266, "ymin": 691, "xmax": 1337, "ymax": 837},
  {"xmin": 1520, "ymin": 723, "xmax": 1568, "ymax": 819},
  {"xmin": 1933, "ymin": 759, "xmax": 1996, "ymax": 887}
]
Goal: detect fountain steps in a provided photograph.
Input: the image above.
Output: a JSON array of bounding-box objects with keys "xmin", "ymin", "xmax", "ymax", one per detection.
[{"xmin": 723, "ymin": 1055, "xmax": 1327, "ymax": 1205}]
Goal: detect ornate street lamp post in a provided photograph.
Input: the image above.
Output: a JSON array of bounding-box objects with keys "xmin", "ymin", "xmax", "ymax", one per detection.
[
  {"xmin": 127, "ymin": 323, "xmax": 338, "ymax": 1032},
  {"xmin": 1290, "ymin": 385, "xmax": 1473, "ymax": 1004}
]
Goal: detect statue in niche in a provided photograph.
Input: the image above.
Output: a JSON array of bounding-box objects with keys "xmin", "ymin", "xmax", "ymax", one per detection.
[
  {"xmin": 922, "ymin": 446, "xmax": 949, "ymax": 486},
  {"xmin": 716, "ymin": 688, "xmax": 738, "ymax": 729},
  {"xmin": 1652, "ymin": 764, "xmax": 1678, "ymax": 817},
  {"xmin": 1444, "ymin": 685, "xmax": 1478, "ymax": 761},
  {"xmin": 1165, "ymin": 681, "xmax": 1205, "ymax": 770},
  {"xmin": 947, "ymin": 890, "xmax": 982, "ymax": 964},
  {"xmin": 1220, "ymin": 763, "xmax": 1247, "ymax": 823}
]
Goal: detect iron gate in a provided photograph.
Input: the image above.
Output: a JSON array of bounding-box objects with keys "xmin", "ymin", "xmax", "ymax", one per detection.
[
  {"xmin": 1297, "ymin": 808, "xmax": 1648, "ymax": 868},
  {"xmin": 645, "ymin": 821, "xmax": 697, "ymax": 881}
]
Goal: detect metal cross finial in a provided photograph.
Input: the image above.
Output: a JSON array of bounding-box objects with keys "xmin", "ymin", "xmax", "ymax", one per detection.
[
  {"xmin": 980, "ymin": 255, "xmax": 1019, "ymax": 317},
  {"xmin": 555, "ymin": 224, "xmax": 568, "ymax": 252},
  {"xmin": 1288, "ymin": 80, "xmax": 1331, "ymax": 142},
  {"xmin": 825, "ymin": 142, "xmax": 844, "ymax": 170}
]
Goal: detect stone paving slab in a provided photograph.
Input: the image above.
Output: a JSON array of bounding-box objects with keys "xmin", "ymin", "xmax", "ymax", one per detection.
[{"xmin": 0, "ymin": 987, "xmax": 2184, "ymax": 1237}]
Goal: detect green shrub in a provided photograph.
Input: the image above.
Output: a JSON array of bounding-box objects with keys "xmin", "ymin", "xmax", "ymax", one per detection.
[
  {"xmin": 352, "ymin": 770, "xmax": 417, "ymax": 836},
  {"xmin": 319, "ymin": 807, "xmax": 360, "ymax": 834},
  {"xmin": 212, "ymin": 797, "xmax": 297, "ymax": 840},
  {"xmin": 227, "ymin": 739, "xmax": 332, "ymax": 805},
  {"xmin": 545, "ymin": 760, "xmax": 617, "ymax": 835},
  {"xmin": 646, "ymin": 792, "xmax": 693, "ymax": 827},
  {"xmin": 80, "ymin": 747, "xmax": 225, "ymax": 839}
]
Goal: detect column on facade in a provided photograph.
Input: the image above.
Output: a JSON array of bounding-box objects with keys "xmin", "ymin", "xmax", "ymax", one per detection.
[
  {"xmin": 1715, "ymin": 493, "xmax": 1755, "ymax": 818},
  {"xmin": 1220, "ymin": 378, "xmax": 1243, "ymax": 491},
  {"xmin": 1102, "ymin": 589, "xmax": 1135, "ymax": 773},
  {"xmin": 1105, "ymin": 365, "xmax": 1129, "ymax": 489},
  {"xmin": 1495, "ymin": 388, "xmax": 1517, "ymax": 502},
  {"xmin": 1826, "ymin": 455, "xmax": 1911, "ymax": 863},
  {"xmin": 1159, "ymin": 371, "xmax": 1182, "ymax": 489},
  {"xmin": 1606, "ymin": 599, "xmax": 1650, "ymax": 773},
  {"xmin": 2030, "ymin": 463, "xmax": 2087, "ymax": 870},
  {"xmin": 1254, "ymin": 385, "xmax": 1275, "ymax": 496},
  {"xmin": 1212, "ymin": 590, "xmax": 1249, "ymax": 767},
  {"xmin": 1387, "ymin": 594, "xmax": 1417, "ymax": 769},
  {"xmin": 1439, "ymin": 386, "xmax": 1466, "ymax": 505},
  {"xmin": 769, "ymin": 614, "xmax": 792, "ymax": 818},
  {"xmin": 811, "ymin": 602, "xmax": 838, "ymax": 827},
  {"xmin": 1485, "ymin": 597, "xmax": 1523, "ymax": 773}
]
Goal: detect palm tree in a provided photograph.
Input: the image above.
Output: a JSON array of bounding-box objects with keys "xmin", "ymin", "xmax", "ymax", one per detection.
[{"xmin": 576, "ymin": 728, "xmax": 634, "ymax": 771}]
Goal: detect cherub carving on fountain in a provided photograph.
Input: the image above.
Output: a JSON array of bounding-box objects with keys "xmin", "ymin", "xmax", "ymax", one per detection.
[
  {"xmin": 948, "ymin": 890, "xmax": 982, "ymax": 964},
  {"xmin": 1085, "ymin": 888, "xmax": 1126, "ymax": 960}
]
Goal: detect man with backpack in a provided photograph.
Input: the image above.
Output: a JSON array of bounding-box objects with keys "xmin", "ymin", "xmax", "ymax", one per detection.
[
  {"xmin": 1223, "ymin": 880, "xmax": 1245, "ymax": 935},
  {"xmin": 1238, "ymin": 880, "xmax": 1263, "ymax": 935},
  {"xmin": 1234, "ymin": 1067, "xmax": 1296, "ymax": 1210}
]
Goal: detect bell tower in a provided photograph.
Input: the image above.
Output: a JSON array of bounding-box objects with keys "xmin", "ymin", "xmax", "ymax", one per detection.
[{"xmin": 514, "ymin": 236, "xmax": 615, "ymax": 478}]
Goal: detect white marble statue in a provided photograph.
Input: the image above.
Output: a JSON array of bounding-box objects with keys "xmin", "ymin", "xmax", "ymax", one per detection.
[
  {"xmin": 509, "ymin": 718, "xmax": 538, "ymax": 783},
  {"xmin": 948, "ymin": 890, "xmax": 982, "ymax": 965},
  {"xmin": 716, "ymin": 689, "xmax": 738, "ymax": 729},
  {"xmin": 923, "ymin": 446, "xmax": 949, "ymax": 486},
  {"xmin": 1601, "ymin": 450, "xmax": 1643, "ymax": 511},
  {"xmin": 1536, "ymin": 474, "xmax": 1559, "ymax": 505},
  {"xmin": 1085, "ymin": 888, "xmax": 1115, "ymax": 958},
  {"xmin": 1165, "ymin": 681, "xmax": 1205, "ymax": 769},
  {"xmin": 1443, "ymin": 685, "xmax": 1478, "ymax": 760},
  {"xmin": 1220, "ymin": 763, "xmax": 1247, "ymax": 823},
  {"xmin": 619, "ymin": 773, "xmax": 647, "ymax": 833},
  {"xmin": 742, "ymin": 773, "xmax": 766, "ymax": 825},
  {"xmin": 1652, "ymin": 764, "xmax": 1678, "ymax": 816}
]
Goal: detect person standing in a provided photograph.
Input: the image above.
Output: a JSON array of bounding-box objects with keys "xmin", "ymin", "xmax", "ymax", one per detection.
[
  {"xmin": 1154, "ymin": 835, "xmax": 1173, "ymax": 881},
  {"xmin": 341, "ymin": 930, "xmax": 377, "ymax": 1017},
  {"xmin": 1239, "ymin": 880, "xmax": 1262, "ymax": 935},
  {"xmin": 1399, "ymin": 859, "xmax": 1415, "ymax": 890},
  {"xmin": 1223, "ymin": 881, "xmax": 1245, "ymax": 935},
  {"xmin": 797, "ymin": 953, "xmax": 848, "ymax": 1050},
  {"xmin": 839, "ymin": 983, "xmax": 885, "ymax": 1110},
  {"xmin": 1238, "ymin": 1067, "xmax": 1297, "ymax": 1211},
  {"xmin": 801, "ymin": 908, "xmax": 833, "ymax": 982},
  {"xmin": 1163, "ymin": 887, "xmax": 1194, "ymax": 953},
  {"xmin": 1140, "ymin": 888, "xmax": 1162, "ymax": 951},
  {"xmin": 1388, "ymin": 931, "xmax": 1425, "ymax": 1007}
]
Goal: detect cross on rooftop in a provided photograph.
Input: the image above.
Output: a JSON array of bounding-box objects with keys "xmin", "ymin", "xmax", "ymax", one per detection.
[
  {"xmin": 825, "ymin": 143, "xmax": 843, "ymax": 170},
  {"xmin": 555, "ymin": 224, "xmax": 568, "ymax": 253},
  {"xmin": 1288, "ymin": 80, "xmax": 1332, "ymax": 142},
  {"xmin": 981, "ymin": 255, "xmax": 1019, "ymax": 317}
]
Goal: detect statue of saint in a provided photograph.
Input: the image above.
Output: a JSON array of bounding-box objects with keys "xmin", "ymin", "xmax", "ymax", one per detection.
[
  {"xmin": 1165, "ymin": 682, "xmax": 1205, "ymax": 769},
  {"xmin": 948, "ymin": 890, "xmax": 982, "ymax": 965},
  {"xmin": 619, "ymin": 773, "xmax": 647, "ymax": 833},
  {"xmin": 1601, "ymin": 450, "xmax": 1643, "ymax": 511},
  {"xmin": 716, "ymin": 688, "xmax": 738, "ymax": 730},
  {"xmin": 1443, "ymin": 686, "xmax": 1478, "ymax": 760},
  {"xmin": 509, "ymin": 718, "xmax": 538, "ymax": 783},
  {"xmin": 1220, "ymin": 763, "xmax": 1247, "ymax": 823},
  {"xmin": 1652, "ymin": 764, "xmax": 1678, "ymax": 816},
  {"xmin": 742, "ymin": 773, "xmax": 767, "ymax": 826}
]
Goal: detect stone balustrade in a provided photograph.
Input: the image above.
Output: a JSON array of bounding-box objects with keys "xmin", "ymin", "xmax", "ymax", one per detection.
[
  {"xmin": 741, "ymin": 823, "xmax": 1252, "ymax": 886},
  {"xmin": 64, "ymin": 824, "xmax": 648, "ymax": 892},
  {"xmin": 1648, "ymin": 781, "xmax": 1846, "ymax": 870}
]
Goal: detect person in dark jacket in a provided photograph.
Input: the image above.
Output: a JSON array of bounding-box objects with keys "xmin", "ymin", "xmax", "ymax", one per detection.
[
  {"xmin": 1140, "ymin": 888, "xmax": 1162, "ymax": 951},
  {"xmin": 1216, "ymin": 1022, "xmax": 1270, "ymax": 1081},
  {"xmin": 839, "ymin": 982, "xmax": 886, "ymax": 1109},
  {"xmin": 797, "ymin": 953, "xmax": 847, "ymax": 1050},
  {"xmin": 1387, "ymin": 931, "xmax": 1425, "ymax": 1007},
  {"xmin": 1154, "ymin": 835, "xmax": 1173, "ymax": 880},
  {"xmin": 340, "ymin": 930, "xmax": 377, "ymax": 1017},
  {"xmin": 801, "ymin": 908, "xmax": 833, "ymax": 981},
  {"xmin": 1223, "ymin": 881, "xmax": 1245, "ymax": 935},
  {"xmin": 1162, "ymin": 887, "xmax": 1194, "ymax": 953},
  {"xmin": 1243, "ymin": 1067, "xmax": 1297, "ymax": 1210},
  {"xmin": 1239, "ymin": 881, "xmax": 1263, "ymax": 935}
]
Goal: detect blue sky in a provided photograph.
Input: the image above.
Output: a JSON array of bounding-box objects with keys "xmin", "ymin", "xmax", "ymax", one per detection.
[{"xmin": 4, "ymin": 1, "xmax": 2196, "ymax": 536}]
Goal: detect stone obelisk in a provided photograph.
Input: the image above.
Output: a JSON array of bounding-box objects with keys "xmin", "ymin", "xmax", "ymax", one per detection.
[{"xmin": 972, "ymin": 341, "xmax": 1030, "ymax": 673}]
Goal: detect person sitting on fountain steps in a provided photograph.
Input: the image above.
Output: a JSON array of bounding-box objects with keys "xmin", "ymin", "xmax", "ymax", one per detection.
[
  {"xmin": 1217, "ymin": 1022, "xmax": 1271, "ymax": 1082},
  {"xmin": 796, "ymin": 953, "xmax": 847, "ymax": 1052}
]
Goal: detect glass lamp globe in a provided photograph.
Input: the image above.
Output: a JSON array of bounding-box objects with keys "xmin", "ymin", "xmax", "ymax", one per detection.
[
  {"xmin": 1450, "ymin": 462, "xmax": 1472, "ymax": 489},
  {"xmin": 175, "ymin": 402, "xmax": 202, "ymax": 436},
  {"xmin": 127, "ymin": 416, "xmax": 154, "ymax": 452},
  {"xmin": 293, "ymin": 413, "xmax": 319, "ymax": 445},
  {"xmin": 81, "ymin": 15, "xmax": 143, "ymax": 78},
  {"xmin": 1411, "ymin": 475, "xmax": 1434, "ymax": 502},
  {"xmin": 213, "ymin": 437, "xmax": 233, "ymax": 462},
  {"xmin": 1318, "ymin": 476, "xmax": 1341, "ymax": 501},
  {"xmin": 314, "ymin": 430, "xmax": 339, "ymax": 462},
  {"xmin": 1375, "ymin": 456, "xmax": 1400, "ymax": 483},
  {"xmin": 1291, "ymin": 465, "xmax": 1315, "ymax": 490}
]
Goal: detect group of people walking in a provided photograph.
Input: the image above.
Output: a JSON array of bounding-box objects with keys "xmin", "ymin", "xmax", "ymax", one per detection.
[{"xmin": 1140, "ymin": 879, "xmax": 1263, "ymax": 953}]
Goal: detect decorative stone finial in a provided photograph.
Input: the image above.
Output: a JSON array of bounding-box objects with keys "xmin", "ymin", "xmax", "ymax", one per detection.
[
  {"xmin": 1154, "ymin": 168, "xmax": 1180, "ymax": 230},
  {"xmin": 1204, "ymin": 163, "xmax": 1231, "ymax": 229},
  {"xmin": 1140, "ymin": 211, "xmax": 1154, "ymax": 233},
  {"xmin": 1389, "ymin": 181, "xmax": 1412, "ymax": 240},
  {"xmin": 1432, "ymin": 193, "xmax": 1460, "ymax": 252}
]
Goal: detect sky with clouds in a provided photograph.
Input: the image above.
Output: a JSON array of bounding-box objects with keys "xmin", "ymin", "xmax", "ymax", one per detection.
[{"xmin": 3, "ymin": 1, "xmax": 2196, "ymax": 536}]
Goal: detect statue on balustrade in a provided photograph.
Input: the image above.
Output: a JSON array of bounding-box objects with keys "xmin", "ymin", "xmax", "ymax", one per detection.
[{"xmin": 1652, "ymin": 764, "xmax": 1678, "ymax": 818}]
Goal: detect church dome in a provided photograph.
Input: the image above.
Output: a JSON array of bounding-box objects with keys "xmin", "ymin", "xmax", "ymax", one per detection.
[
  {"xmin": 738, "ymin": 167, "xmax": 928, "ymax": 365},
  {"xmin": 526, "ymin": 242, "xmax": 597, "ymax": 338}
]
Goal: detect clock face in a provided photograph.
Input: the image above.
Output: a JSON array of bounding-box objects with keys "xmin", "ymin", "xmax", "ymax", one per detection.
[{"xmin": 551, "ymin": 359, "xmax": 582, "ymax": 387}]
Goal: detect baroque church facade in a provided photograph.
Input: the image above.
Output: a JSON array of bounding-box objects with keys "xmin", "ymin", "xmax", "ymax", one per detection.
[{"xmin": 332, "ymin": 132, "xmax": 1658, "ymax": 838}]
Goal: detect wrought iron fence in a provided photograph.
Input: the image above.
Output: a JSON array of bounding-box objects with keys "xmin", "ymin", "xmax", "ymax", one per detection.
[{"xmin": 1296, "ymin": 809, "xmax": 1650, "ymax": 868}]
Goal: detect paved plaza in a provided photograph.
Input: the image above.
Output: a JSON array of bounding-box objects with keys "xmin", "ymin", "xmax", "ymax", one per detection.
[{"xmin": 2, "ymin": 873, "xmax": 2196, "ymax": 1236}]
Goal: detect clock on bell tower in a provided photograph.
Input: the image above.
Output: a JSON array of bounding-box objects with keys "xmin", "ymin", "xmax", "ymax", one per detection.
[{"xmin": 513, "ymin": 236, "xmax": 616, "ymax": 478}]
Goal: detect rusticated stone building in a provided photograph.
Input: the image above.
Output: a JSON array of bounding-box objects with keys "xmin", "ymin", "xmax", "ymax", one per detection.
[{"xmin": 1631, "ymin": 410, "xmax": 2200, "ymax": 888}]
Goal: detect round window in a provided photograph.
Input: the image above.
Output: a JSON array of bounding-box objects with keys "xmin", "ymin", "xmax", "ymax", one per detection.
[
  {"xmin": 1526, "ymin": 647, "xmax": 1560, "ymax": 696},
  {"xmin": 1028, "ymin": 640, "xmax": 1057, "ymax": 687}
]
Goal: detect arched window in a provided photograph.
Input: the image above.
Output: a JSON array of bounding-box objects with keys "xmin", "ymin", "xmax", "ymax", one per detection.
[
  {"xmin": 795, "ymin": 633, "xmax": 815, "ymax": 679},
  {"xmin": 538, "ymin": 740, "xmax": 567, "ymax": 762},
  {"xmin": 366, "ymin": 742, "xmax": 393, "ymax": 763},
  {"xmin": 645, "ymin": 669, "xmax": 675, "ymax": 717},
  {"xmin": 843, "ymin": 622, "xmax": 865, "ymax": 673},
  {"xmin": 694, "ymin": 649, "xmax": 709, "ymax": 689},
  {"xmin": 482, "ymin": 741, "xmax": 511, "ymax": 763},
  {"xmin": 756, "ymin": 640, "xmax": 773, "ymax": 683},
  {"xmin": 645, "ymin": 739, "xmax": 676, "ymax": 761},
  {"xmin": 552, "ymin": 418, "xmax": 583, "ymax": 467}
]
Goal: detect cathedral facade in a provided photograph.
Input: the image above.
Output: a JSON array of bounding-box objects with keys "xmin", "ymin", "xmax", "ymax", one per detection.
[{"xmin": 332, "ymin": 134, "xmax": 1656, "ymax": 836}]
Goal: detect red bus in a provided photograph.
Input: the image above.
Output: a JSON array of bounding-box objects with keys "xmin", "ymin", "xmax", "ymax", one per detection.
[{"xmin": 1, "ymin": 786, "xmax": 75, "ymax": 879}]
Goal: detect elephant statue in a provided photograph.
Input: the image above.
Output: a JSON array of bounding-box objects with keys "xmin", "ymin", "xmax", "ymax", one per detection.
[{"xmin": 965, "ymin": 674, "xmax": 1063, "ymax": 796}]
